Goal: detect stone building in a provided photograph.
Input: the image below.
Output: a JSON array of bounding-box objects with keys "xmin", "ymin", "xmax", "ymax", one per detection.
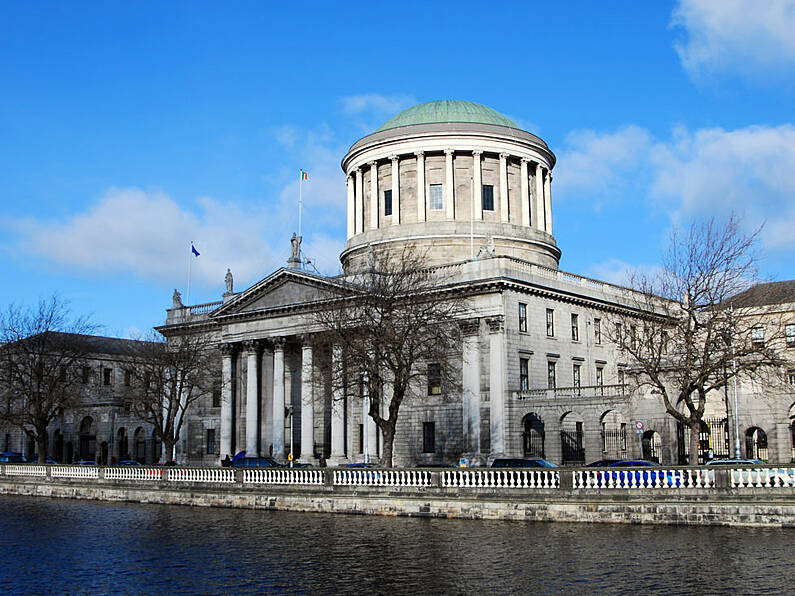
[
  {"xmin": 163, "ymin": 100, "xmax": 795, "ymax": 466},
  {"xmin": 0, "ymin": 334, "xmax": 161, "ymax": 464}
]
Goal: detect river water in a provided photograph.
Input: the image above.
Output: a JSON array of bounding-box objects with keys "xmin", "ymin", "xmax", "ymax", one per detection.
[{"xmin": 1, "ymin": 495, "xmax": 792, "ymax": 594}]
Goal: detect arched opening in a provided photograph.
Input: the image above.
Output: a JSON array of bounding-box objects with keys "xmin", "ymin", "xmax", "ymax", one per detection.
[
  {"xmin": 53, "ymin": 429, "xmax": 64, "ymax": 463},
  {"xmin": 676, "ymin": 420, "xmax": 711, "ymax": 464},
  {"xmin": 745, "ymin": 427, "xmax": 768, "ymax": 461},
  {"xmin": 117, "ymin": 427, "xmax": 129, "ymax": 462},
  {"xmin": 133, "ymin": 427, "xmax": 146, "ymax": 463},
  {"xmin": 78, "ymin": 416, "xmax": 96, "ymax": 461},
  {"xmin": 600, "ymin": 410, "xmax": 626, "ymax": 459},
  {"xmin": 642, "ymin": 430, "xmax": 662, "ymax": 463},
  {"xmin": 100, "ymin": 442, "xmax": 108, "ymax": 465},
  {"xmin": 152, "ymin": 429, "xmax": 162, "ymax": 464},
  {"xmin": 522, "ymin": 413, "xmax": 545, "ymax": 458},
  {"xmin": 560, "ymin": 411, "xmax": 585, "ymax": 465}
]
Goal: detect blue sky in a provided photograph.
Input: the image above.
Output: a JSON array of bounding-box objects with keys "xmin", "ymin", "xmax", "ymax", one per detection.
[{"xmin": 2, "ymin": 1, "xmax": 794, "ymax": 336}]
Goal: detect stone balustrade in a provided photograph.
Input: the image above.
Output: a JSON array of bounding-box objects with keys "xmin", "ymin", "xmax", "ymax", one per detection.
[{"xmin": 2, "ymin": 464, "xmax": 793, "ymax": 491}]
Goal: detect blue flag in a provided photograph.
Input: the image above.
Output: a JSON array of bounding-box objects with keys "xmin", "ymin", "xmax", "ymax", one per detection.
[{"xmin": 191, "ymin": 243, "xmax": 200, "ymax": 257}]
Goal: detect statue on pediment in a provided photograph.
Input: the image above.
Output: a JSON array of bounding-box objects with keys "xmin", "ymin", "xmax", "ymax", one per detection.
[
  {"xmin": 225, "ymin": 268, "xmax": 233, "ymax": 293},
  {"xmin": 172, "ymin": 289, "xmax": 183, "ymax": 309}
]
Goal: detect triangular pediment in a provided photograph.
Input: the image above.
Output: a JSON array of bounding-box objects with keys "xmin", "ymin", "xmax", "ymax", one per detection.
[{"xmin": 211, "ymin": 268, "xmax": 350, "ymax": 317}]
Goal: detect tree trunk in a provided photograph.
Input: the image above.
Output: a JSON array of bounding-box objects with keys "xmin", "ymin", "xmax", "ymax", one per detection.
[
  {"xmin": 688, "ymin": 420, "xmax": 701, "ymax": 466},
  {"xmin": 36, "ymin": 434, "xmax": 47, "ymax": 464},
  {"xmin": 163, "ymin": 437, "xmax": 176, "ymax": 464},
  {"xmin": 380, "ymin": 426, "xmax": 395, "ymax": 468}
]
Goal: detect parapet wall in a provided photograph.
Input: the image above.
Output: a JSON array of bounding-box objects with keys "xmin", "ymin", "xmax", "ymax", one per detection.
[{"xmin": 2, "ymin": 465, "xmax": 794, "ymax": 527}]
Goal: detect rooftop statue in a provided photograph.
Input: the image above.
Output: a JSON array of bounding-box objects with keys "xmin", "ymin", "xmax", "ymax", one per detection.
[
  {"xmin": 225, "ymin": 268, "xmax": 233, "ymax": 293},
  {"xmin": 172, "ymin": 289, "xmax": 183, "ymax": 309}
]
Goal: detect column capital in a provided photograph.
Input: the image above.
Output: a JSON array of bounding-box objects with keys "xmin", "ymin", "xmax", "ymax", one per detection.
[
  {"xmin": 458, "ymin": 318, "xmax": 481, "ymax": 336},
  {"xmin": 219, "ymin": 343, "xmax": 236, "ymax": 357},
  {"xmin": 297, "ymin": 333, "xmax": 315, "ymax": 347},
  {"xmin": 368, "ymin": 160, "xmax": 377, "ymax": 168},
  {"xmin": 389, "ymin": 154, "xmax": 399, "ymax": 163},
  {"xmin": 520, "ymin": 157, "xmax": 529, "ymax": 165},
  {"xmin": 414, "ymin": 150, "xmax": 424, "ymax": 158},
  {"xmin": 499, "ymin": 152, "xmax": 510, "ymax": 160},
  {"xmin": 346, "ymin": 174, "xmax": 352, "ymax": 183},
  {"xmin": 444, "ymin": 148, "xmax": 455, "ymax": 156},
  {"xmin": 472, "ymin": 150, "xmax": 482, "ymax": 158},
  {"xmin": 356, "ymin": 167, "xmax": 363, "ymax": 174},
  {"xmin": 242, "ymin": 340, "xmax": 260, "ymax": 354},
  {"xmin": 272, "ymin": 337, "xmax": 286, "ymax": 350},
  {"xmin": 486, "ymin": 315, "xmax": 505, "ymax": 334}
]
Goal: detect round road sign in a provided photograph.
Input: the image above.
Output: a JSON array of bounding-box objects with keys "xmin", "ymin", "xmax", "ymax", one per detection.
[{"xmin": 635, "ymin": 421, "xmax": 644, "ymax": 431}]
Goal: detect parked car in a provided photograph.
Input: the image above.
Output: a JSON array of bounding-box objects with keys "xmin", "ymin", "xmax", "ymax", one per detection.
[
  {"xmin": 116, "ymin": 460, "xmax": 142, "ymax": 466},
  {"xmin": 74, "ymin": 460, "xmax": 97, "ymax": 466},
  {"xmin": 585, "ymin": 459, "xmax": 624, "ymax": 467},
  {"xmin": 594, "ymin": 460, "xmax": 680, "ymax": 487},
  {"xmin": 704, "ymin": 458, "xmax": 764, "ymax": 466},
  {"xmin": 345, "ymin": 462, "xmax": 378, "ymax": 469},
  {"xmin": 491, "ymin": 458, "xmax": 558, "ymax": 468},
  {"xmin": 0, "ymin": 452, "xmax": 26, "ymax": 463},
  {"xmin": 232, "ymin": 457, "xmax": 282, "ymax": 468}
]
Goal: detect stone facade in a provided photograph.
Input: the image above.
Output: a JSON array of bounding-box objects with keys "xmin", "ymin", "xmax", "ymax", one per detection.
[{"xmin": 161, "ymin": 101, "xmax": 795, "ymax": 467}]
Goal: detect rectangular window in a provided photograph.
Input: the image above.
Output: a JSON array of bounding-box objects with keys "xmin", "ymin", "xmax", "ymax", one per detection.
[
  {"xmin": 422, "ymin": 421, "xmax": 436, "ymax": 453},
  {"xmin": 212, "ymin": 387, "xmax": 221, "ymax": 408},
  {"xmin": 518, "ymin": 302, "xmax": 528, "ymax": 333},
  {"xmin": 384, "ymin": 190, "xmax": 393, "ymax": 216},
  {"xmin": 789, "ymin": 370, "xmax": 795, "ymax": 385},
  {"xmin": 427, "ymin": 363, "xmax": 442, "ymax": 395},
  {"xmin": 596, "ymin": 366, "xmax": 604, "ymax": 387},
  {"xmin": 594, "ymin": 318, "xmax": 602, "ymax": 344},
  {"xmin": 618, "ymin": 369, "xmax": 625, "ymax": 386},
  {"xmin": 630, "ymin": 325, "xmax": 637, "ymax": 350},
  {"xmin": 429, "ymin": 184, "xmax": 443, "ymax": 210},
  {"xmin": 786, "ymin": 324, "xmax": 795, "ymax": 347},
  {"xmin": 571, "ymin": 313, "xmax": 579, "ymax": 341},
  {"xmin": 615, "ymin": 322, "xmax": 624, "ymax": 349},
  {"xmin": 206, "ymin": 429, "xmax": 216, "ymax": 455},
  {"xmin": 103, "ymin": 368, "xmax": 112, "ymax": 386},
  {"xmin": 359, "ymin": 424, "xmax": 364, "ymax": 454},
  {"xmin": 573, "ymin": 364, "xmax": 581, "ymax": 388},
  {"xmin": 81, "ymin": 366, "xmax": 90, "ymax": 384},
  {"xmin": 547, "ymin": 361, "xmax": 556, "ymax": 389},
  {"xmin": 546, "ymin": 308, "xmax": 555, "ymax": 337},
  {"xmin": 481, "ymin": 184, "xmax": 495, "ymax": 211},
  {"xmin": 124, "ymin": 370, "xmax": 131, "ymax": 387},
  {"xmin": 751, "ymin": 326, "xmax": 764, "ymax": 346},
  {"xmin": 520, "ymin": 358, "xmax": 529, "ymax": 390}
]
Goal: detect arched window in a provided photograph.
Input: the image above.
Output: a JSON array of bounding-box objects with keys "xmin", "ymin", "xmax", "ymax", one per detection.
[{"xmin": 522, "ymin": 413, "xmax": 545, "ymax": 458}]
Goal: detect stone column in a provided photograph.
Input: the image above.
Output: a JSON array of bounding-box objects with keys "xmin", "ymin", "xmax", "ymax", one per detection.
[
  {"xmin": 415, "ymin": 151, "xmax": 425, "ymax": 222},
  {"xmin": 244, "ymin": 341, "xmax": 259, "ymax": 457},
  {"xmin": 390, "ymin": 155, "xmax": 400, "ymax": 224},
  {"xmin": 535, "ymin": 163, "xmax": 545, "ymax": 233},
  {"xmin": 444, "ymin": 149, "xmax": 455, "ymax": 219},
  {"xmin": 487, "ymin": 316, "xmax": 506, "ymax": 456},
  {"xmin": 544, "ymin": 171, "xmax": 553, "ymax": 235},
  {"xmin": 460, "ymin": 319, "xmax": 481, "ymax": 455},
  {"xmin": 300, "ymin": 339, "xmax": 314, "ymax": 462},
  {"xmin": 499, "ymin": 153, "xmax": 510, "ymax": 223},
  {"xmin": 330, "ymin": 344, "xmax": 346, "ymax": 462},
  {"xmin": 367, "ymin": 394, "xmax": 378, "ymax": 462},
  {"xmin": 369, "ymin": 161, "xmax": 379, "ymax": 230},
  {"xmin": 355, "ymin": 168, "xmax": 364, "ymax": 234},
  {"xmin": 220, "ymin": 344, "xmax": 234, "ymax": 459},
  {"xmin": 361, "ymin": 374, "xmax": 370, "ymax": 463},
  {"xmin": 272, "ymin": 338, "xmax": 285, "ymax": 461},
  {"xmin": 346, "ymin": 174, "xmax": 354, "ymax": 239},
  {"xmin": 520, "ymin": 158, "xmax": 530, "ymax": 227},
  {"xmin": 472, "ymin": 151, "xmax": 482, "ymax": 220}
]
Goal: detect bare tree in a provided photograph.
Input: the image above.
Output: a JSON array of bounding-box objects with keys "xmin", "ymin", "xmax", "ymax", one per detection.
[
  {"xmin": 0, "ymin": 296, "xmax": 97, "ymax": 463},
  {"xmin": 127, "ymin": 331, "xmax": 220, "ymax": 464},
  {"xmin": 611, "ymin": 216, "xmax": 788, "ymax": 464},
  {"xmin": 313, "ymin": 244, "xmax": 468, "ymax": 467}
]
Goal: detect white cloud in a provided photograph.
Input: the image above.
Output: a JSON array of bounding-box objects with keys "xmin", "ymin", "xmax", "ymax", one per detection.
[
  {"xmin": 672, "ymin": 0, "xmax": 795, "ymax": 79},
  {"xmin": 557, "ymin": 123, "xmax": 795, "ymax": 251},
  {"xmin": 341, "ymin": 93, "xmax": 416, "ymax": 117}
]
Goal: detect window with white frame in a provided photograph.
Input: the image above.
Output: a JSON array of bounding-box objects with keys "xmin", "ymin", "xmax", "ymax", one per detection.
[
  {"xmin": 751, "ymin": 326, "xmax": 765, "ymax": 346},
  {"xmin": 520, "ymin": 358, "xmax": 529, "ymax": 390},
  {"xmin": 571, "ymin": 313, "xmax": 579, "ymax": 341},
  {"xmin": 594, "ymin": 318, "xmax": 601, "ymax": 344},
  {"xmin": 596, "ymin": 366, "xmax": 604, "ymax": 387},
  {"xmin": 572, "ymin": 364, "xmax": 581, "ymax": 388},
  {"xmin": 546, "ymin": 309, "xmax": 555, "ymax": 337},
  {"xmin": 786, "ymin": 324, "xmax": 795, "ymax": 347},
  {"xmin": 429, "ymin": 184, "xmax": 443, "ymax": 210},
  {"xmin": 518, "ymin": 303, "xmax": 527, "ymax": 333},
  {"xmin": 788, "ymin": 370, "xmax": 795, "ymax": 385},
  {"xmin": 547, "ymin": 361, "xmax": 556, "ymax": 389},
  {"xmin": 427, "ymin": 363, "xmax": 442, "ymax": 395}
]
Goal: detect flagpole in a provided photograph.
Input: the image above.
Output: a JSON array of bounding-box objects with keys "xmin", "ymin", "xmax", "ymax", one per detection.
[
  {"xmin": 298, "ymin": 170, "xmax": 303, "ymax": 239},
  {"xmin": 187, "ymin": 242, "xmax": 193, "ymax": 306}
]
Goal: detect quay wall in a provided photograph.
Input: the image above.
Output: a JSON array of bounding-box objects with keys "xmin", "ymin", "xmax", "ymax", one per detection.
[{"xmin": 1, "ymin": 465, "xmax": 794, "ymax": 528}]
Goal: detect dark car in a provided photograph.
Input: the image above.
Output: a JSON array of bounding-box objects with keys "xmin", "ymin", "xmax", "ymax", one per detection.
[
  {"xmin": 586, "ymin": 459, "xmax": 623, "ymax": 467},
  {"xmin": 116, "ymin": 460, "xmax": 142, "ymax": 466},
  {"xmin": 345, "ymin": 462, "xmax": 378, "ymax": 469},
  {"xmin": 491, "ymin": 458, "xmax": 558, "ymax": 469},
  {"xmin": 232, "ymin": 457, "xmax": 282, "ymax": 468},
  {"xmin": 0, "ymin": 452, "xmax": 26, "ymax": 463}
]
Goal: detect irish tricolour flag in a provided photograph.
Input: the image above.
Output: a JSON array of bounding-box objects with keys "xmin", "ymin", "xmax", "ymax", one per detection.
[{"xmin": 300, "ymin": 170, "xmax": 309, "ymax": 181}]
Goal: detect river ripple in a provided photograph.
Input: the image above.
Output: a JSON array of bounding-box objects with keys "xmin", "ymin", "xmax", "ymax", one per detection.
[{"xmin": 0, "ymin": 495, "xmax": 792, "ymax": 594}]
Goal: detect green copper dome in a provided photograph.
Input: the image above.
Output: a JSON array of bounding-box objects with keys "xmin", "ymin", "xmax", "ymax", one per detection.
[{"xmin": 376, "ymin": 100, "xmax": 519, "ymax": 132}]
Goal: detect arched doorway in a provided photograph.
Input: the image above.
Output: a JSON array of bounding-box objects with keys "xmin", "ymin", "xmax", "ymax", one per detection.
[
  {"xmin": 560, "ymin": 412, "xmax": 585, "ymax": 465},
  {"xmin": 53, "ymin": 429, "xmax": 64, "ymax": 463},
  {"xmin": 78, "ymin": 416, "xmax": 96, "ymax": 461},
  {"xmin": 133, "ymin": 427, "xmax": 146, "ymax": 463},
  {"xmin": 522, "ymin": 413, "xmax": 545, "ymax": 458},
  {"xmin": 600, "ymin": 410, "xmax": 626, "ymax": 459},
  {"xmin": 642, "ymin": 430, "xmax": 662, "ymax": 463},
  {"xmin": 676, "ymin": 420, "xmax": 711, "ymax": 464},
  {"xmin": 745, "ymin": 427, "xmax": 768, "ymax": 461},
  {"xmin": 117, "ymin": 427, "xmax": 129, "ymax": 461},
  {"xmin": 152, "ymin": 429, "xmax": 162, "ymax": 464}
]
